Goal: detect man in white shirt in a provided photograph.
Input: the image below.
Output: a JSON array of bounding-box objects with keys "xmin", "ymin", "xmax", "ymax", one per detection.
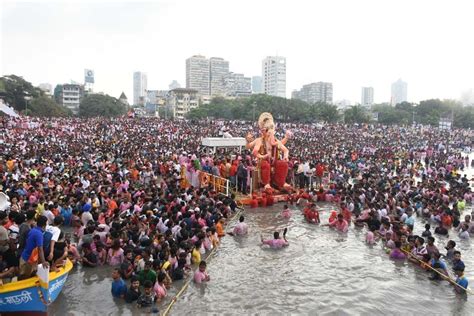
[
  {"xmin": 45, "ymin": 216, "xmax": 64, "ymax": 261},
  {"xmin": 302, "ymin": 161, "xmax": 310, "ymax": 188},
  {"xmin": 43, "ymin": 203, "xmax": 56, "ymax": 225}
]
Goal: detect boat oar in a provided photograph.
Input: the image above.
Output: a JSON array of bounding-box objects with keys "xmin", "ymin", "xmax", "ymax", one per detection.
[{"xmin": 401, "ymin": 249, "xmax": 473, "ymax": 295}]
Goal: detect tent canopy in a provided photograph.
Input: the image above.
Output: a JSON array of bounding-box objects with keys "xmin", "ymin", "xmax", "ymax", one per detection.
[{"xmin": 0, "ymin": 100, "xmax": 19, "ymax": 117}]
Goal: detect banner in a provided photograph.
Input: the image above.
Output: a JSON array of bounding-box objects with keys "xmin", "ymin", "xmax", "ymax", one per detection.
[{"xmin": 84, "ymin": 69, "xmax": 94, "ymax": 83}]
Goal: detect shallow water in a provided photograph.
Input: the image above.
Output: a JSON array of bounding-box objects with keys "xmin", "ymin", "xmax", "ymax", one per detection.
[
  {"xmin": 48, "ymin": 202, "xmax": 474, "ymax": 316},
  {"xmin": 49, "ymin": 153, "xmax": 474, "ymax": 315}
]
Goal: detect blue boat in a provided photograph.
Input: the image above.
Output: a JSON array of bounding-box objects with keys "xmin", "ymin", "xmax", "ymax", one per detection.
[{"xmin": 0, "ymin": 259, "xmax": 73, "ymax": 315}]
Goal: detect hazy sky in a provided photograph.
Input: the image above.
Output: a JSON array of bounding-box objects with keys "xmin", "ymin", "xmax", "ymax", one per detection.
[{"xmin": 2, "ymin": 0, "xmax": 474, "ymax": 104}]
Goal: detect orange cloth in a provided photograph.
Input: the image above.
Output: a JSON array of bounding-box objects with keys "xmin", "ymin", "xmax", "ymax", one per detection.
[{"xmin": 216, "ymin": 222, "xmax": 225, "ymax": 237}]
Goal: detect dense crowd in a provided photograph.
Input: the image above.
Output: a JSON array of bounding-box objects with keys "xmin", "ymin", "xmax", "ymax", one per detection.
[{"xmin": 0, "ymin": 116, "xmax": 472, "ymax": 309}]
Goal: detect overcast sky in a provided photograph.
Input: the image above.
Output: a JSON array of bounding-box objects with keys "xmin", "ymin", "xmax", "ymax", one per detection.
[{"xmin": 2, "ymin": 0, "xmax": 474, "ymax": 104}]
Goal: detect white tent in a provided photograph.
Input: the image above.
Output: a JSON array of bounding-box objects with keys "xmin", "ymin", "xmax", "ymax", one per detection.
[{"xmin": 0, "ymin": 99, "xmax": 19, "ymax": 117}]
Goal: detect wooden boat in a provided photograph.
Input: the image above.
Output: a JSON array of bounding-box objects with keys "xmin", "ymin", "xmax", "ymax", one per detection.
[{"xmin": 0, "ymin": 259, "xmax": 73, "ymax": 315}]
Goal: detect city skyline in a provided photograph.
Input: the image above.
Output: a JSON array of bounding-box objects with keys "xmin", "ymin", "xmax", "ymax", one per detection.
[{"xmin": 2, "ymin": 0, "xmax": 474, "ymax": 105}]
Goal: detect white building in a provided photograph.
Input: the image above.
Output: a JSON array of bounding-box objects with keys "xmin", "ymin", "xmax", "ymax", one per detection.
[
  {"xmin": 133, "ymin": 71, "xmax": 147, "ymax": 105},
  {"xmin": 291, "ymin": 82, "xmax": 333, "ymax": 104},
  {"xmin": 361, "ymin": 87, "xmax": 374, "ymax": 107},
  {"xmin": 210, "ymin": 57, "xmax": 229, "ymax": 97},
  {"xmin": 334, "ymin": 99, "xmax": 352, "ymax": 109},
  {"xmin": 391, "ymin": 79, "xmax": 407, "ymax": 106},
  {"xmin": 225, "ymin": 73, "xmax": 252, "ymax": 97},
  {"xmin": 39, "ymin": 83, "xmax": 53, "ymax": 95},
  {"xmin": 167, "ymin": 88, "xmax": 199, "ymax": 119},
  {"xmin": 61, "ymin": 84, "xmax": 84, "ymax": 114},
  {"xmin": 186, "ymin": 55, "xmax": 210, "ymax": 96},
  {"xmin": 262, "ymin": 56, "xmax": 286, "ymax": 97},
  {"xmin": 252, "ymin": 76, "xmax": 262, "ymax": 94}
]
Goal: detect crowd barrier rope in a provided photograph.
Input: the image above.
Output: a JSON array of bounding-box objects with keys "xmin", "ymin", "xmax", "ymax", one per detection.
[{"xmin": 161, "ymin": 207, "xmax": 244, "ymax": 316}]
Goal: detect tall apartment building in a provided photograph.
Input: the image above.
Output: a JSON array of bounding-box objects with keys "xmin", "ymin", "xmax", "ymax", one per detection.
[
  {"xmin": 252, "ymin": 76, "xmax": 262, "ymax": 94},
  {"xmin": 291, "ymin": 82, "xmax": 333, "ymax": 104},
  {"xmin": 391, "ymin": 79, "xmax": 407, "ymax": 106},
  {"xmin": 361, "ymin": 87, "xmax": 374, "ymax": 106},
  {"xmin": 262, "ymin": 56, "xmax": 286, "ymax": 97},
  {"xmin": 186, "ymin": 55, "xmax": 210, "ymax": 96},
  {"xmin": 133, "ymin": 71, "xmax": 147, "ymax": 105},
  {"xmin": 225, "ymin": 73, "xmax": 252, "ymax": 97},
  {"xmin": 60, "ymin": 84, "xmax": 84, "ymax": 114},
  {"xmin": 209, "ymin": 57, "xmax": 229, "ymax": 96}
]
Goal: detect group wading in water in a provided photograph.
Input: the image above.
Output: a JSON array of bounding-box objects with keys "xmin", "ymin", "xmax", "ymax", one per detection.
[{"xmin": 0, "ymin": 112, "xmax": 472, "ymax": 312}]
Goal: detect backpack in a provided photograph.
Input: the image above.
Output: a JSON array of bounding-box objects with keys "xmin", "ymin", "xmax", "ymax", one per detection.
[{"xmin": 43, "ymin": 230, "xmax": 54, "ymax": 256}]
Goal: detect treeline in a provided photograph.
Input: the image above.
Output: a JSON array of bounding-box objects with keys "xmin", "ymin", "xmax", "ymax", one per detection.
[
  {"xmin": 0, "ymin": 75, "xmax": 127, "ymax": 117},
  {"xmin": 187, "ymin": 94, "xmax": 345, "ymax": 123},
  {"xmin": 188, "ymin": 95, "xmax": 474, "ymax": 128},
  {"xmin": 2, "ymin": 74, "xmax": 473, "ymax": 127},
  {"xmin": 0, "ymin": 75, "xmax": 70, "ymax": 117},
  {"xmin": 373, "ymin": 100, "xmax": 474, "ymax": 128}
]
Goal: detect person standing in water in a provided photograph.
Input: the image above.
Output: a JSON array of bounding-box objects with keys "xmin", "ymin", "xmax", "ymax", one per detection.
[
  {"xmin": 327, "ymin": 214, "xmax": 349, "ymax": 233},
  {"xmin": 261, "ymin": 229, "xmax": 289, "ymax": 249},
  {"xmin": 281, "ymin": 205, "xmax": 292, "ymax": 219},
  {"xmin": 230, "ymin": 216, "xmax": 248, "ymax": 236}
]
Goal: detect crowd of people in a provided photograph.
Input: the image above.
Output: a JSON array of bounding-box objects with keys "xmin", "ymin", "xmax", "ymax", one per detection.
[{"xmin": 0, "ymin": 115, "xmax": 472, "ymax": 309}]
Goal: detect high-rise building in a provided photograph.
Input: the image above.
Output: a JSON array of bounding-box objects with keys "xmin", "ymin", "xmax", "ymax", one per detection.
[
  {"xmin": 186, "ymin": 55, "xmax": 210, "ymax": 96},
  {"xmin": 262, "ymin": 56, "xmax": 286, "ymax": 97},
  {"xmin": 133, "ymin": 71, "xmax": 147, "ymax": 105},
  {"xmin": 291, "ymin": 82, "xmax": 333, "ymax": 104},
  {"xmin": 391, "ymin": 79, "xmax": 407, "ymax": 106},
  {"xmin": 361, "ymin": 87, "xmax": 374, "ymax": 107},
  {"xmin": 39, "ymin": 83, "xmax": 53, "ymax": 95},
  {"xmin": 210, "ymin": 57, "xmax": 229, "ymax": 96},
  {"xmin": 225, "ymin": 73, "xmax": 252, "ymax": 97},
  {"xmin": 169, "ymin": 80, "xmax": 181, "ymax": 90},
  {"xmin": 252, "ymin": 76, "xmax": 262, "ymax": 94}
]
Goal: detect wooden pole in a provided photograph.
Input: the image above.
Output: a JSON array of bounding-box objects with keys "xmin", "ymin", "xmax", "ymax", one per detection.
[{"xmin": 401, "ymin": 249, "xmax": 473, "ymax": 294}]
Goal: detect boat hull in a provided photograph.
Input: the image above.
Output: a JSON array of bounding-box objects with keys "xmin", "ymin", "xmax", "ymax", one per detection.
[{"xmin": 0, "ymin": 259, "xmax": 73, "ymax": 313}]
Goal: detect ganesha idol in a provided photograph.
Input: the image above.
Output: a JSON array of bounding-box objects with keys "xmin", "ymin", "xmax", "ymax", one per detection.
[{"xmin": 246, "ymin": 112, "xmax": 293, "ymax": 193}]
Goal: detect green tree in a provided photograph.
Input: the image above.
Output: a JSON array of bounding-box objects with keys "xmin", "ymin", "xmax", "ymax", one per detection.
[
  {"xmin": 0, "ymin": 75, "xmax": 43, "ymax": 112},
  {"xmin": 29, "ymin": 96, "xmax": 71, "ymax": 117},
  {"xmin": 53, "ymin": 84, "xmax": 63, "ymax": 104},
  {"xmin": 314, "ymin": 102, "xmax": 340, "ymax": 123},
  {"xmin": 371, "ymin": 104, "xmax": 399, "ymax": 124},
  {"xmin": 187, "ymin": 94, "xmax": 311, "ymax": 121},
  {"xmin": 79, "ymin": 94, "xmax": 127, "ymax": 117},
  {"xmin": 344, "ymin": 105, "xmax": 370, "ymax": 124}
]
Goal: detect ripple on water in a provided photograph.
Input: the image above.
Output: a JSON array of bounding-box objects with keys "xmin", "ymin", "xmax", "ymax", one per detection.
[{"xmin": 49, "ymin": 203, "xmax": 474, "ymax": 315}]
